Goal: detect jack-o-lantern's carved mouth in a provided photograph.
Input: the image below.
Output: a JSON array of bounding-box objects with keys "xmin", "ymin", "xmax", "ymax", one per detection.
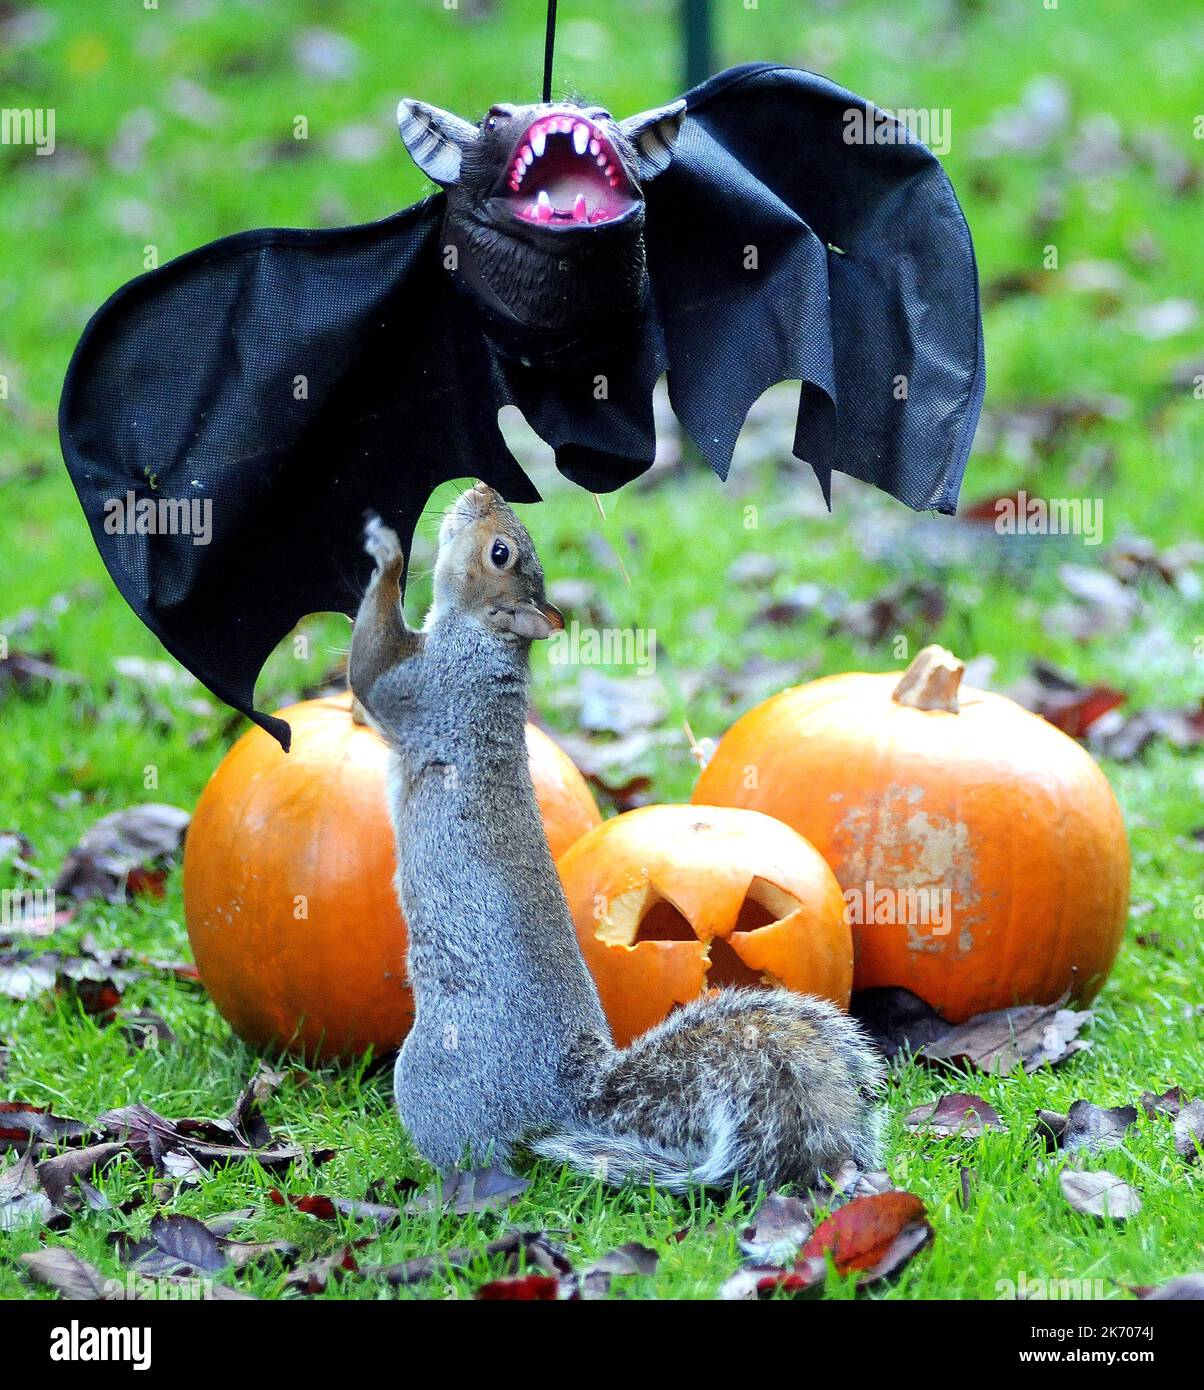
[{"xmin": 594, "ymin": 876, "xmax": 803, "ymax": 989}]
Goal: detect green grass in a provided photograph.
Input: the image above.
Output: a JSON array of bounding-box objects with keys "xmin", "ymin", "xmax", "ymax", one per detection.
[{"xmin": 2, "ymin": 0, "xmax": 1202, "ymax": 1299}]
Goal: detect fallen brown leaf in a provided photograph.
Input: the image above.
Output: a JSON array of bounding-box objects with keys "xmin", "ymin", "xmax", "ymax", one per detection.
[
  {"xmin": 1059, "ymin": 1169, "xmax": 1142, "ymax": 1221},
  {"xmin": 903, "ymin": 1092, "xmax": 1004, "ymax": 1139},
  {"xmin": 36, "ymin": 1142, "xmax": 128, "ymax": 1209},
  {"xmin": 21, "ymin": 1247, "xmax": 112, "ymax": 1298},
  {"xmin": 53, "ymin": 804, "xmax": 190, "ymax": 904},
  {"xmin": 918, "ymin": 999, "xmax": 1092, "ymax": 1074},
  {"xmin": 578, "ymin": 1242, "xmax": 658, "ymax": 1299},
  {"xmin": 1174, "ymin": 1099, "xmax": 1204, "ymax": 1162},
  {"xmin": 1139, "ymin": 1086, "xmax": 1184, "ymax": 1119},
  {"xmin": 1130, "ymin": 1273, "xmax": 1204, "ymax": 1301},
  {"xmin": 738, "ymin": 1193, "xmax": 815, "ymax": 1264},
  {"xmin": 405, "ymin": 1165, "xmax": 530, "ymax": 1216},
  {"xmin": 795, "ymin": 1190, "xmax": 934, "ymax": 1288},
  {"xmin": 0, "ymin": 1101, "xmax": 92, "ymax": 1151},
  {"xmin": 1039, "ymin": 1100, "xmax": 1138, "ymax": 1155}
]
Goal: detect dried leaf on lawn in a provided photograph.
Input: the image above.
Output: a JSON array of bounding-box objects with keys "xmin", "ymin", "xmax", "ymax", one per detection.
[
  {"xmin": 1038, "ymin": 1100, "xmax": 1138, "ymax": 1155},
  {"xmin": 1173, "ymin": 1099, "xmax": 1204, "ymax": 1162},
  {"xmin": 795, "ymin": 1190, "xmax": 934, "ymax": 1289},
  {"xmin": 119, "ymin": 1213, "xmax": 296, "ymax": 1276},
  {"xmin": 723, "ymin": 1191, "xmax": 932, "ymax": 1299},
  {"xmin": 23, "ymin": 1245, "xmax": 258, "ymax": 1300},
  {"xmin": 903, "ymin": 1092, "xmax": 1004, "ymax": 1139},
  {"xmin": 1059, "ymin": 1169, "xmax": 1142, "ymax": 1220},
  {"xmin": 270, "ymin": 1187, "xmax": 406, "ymax": 1228},
  {"xmin": 579, "ymin": 1242, "xmax": 658, "ymax": 1299},
  {"xmin": 918, "ymin": 999, "xmax": 1092, "ymax": 1074},
  {"xmin": 1130, "ymin": 1274, "xmax": 1204, "ymax": 1301},
  {"xmin": 0, "ymin": 953, "xmax": 59, "ymax": 1002},
  {"xmin": 0, "ymin": 650, "xmax": 84, "ymax": 694},
  {"xmin": 284, "ymin": 1243, "xmax": 369, "ymax": 1294},
  {"xmin": 738, "ymin": 1193, "xmax": 815, "ymax": 1264},
  {"xmin": 1139, "ymin": 1086, "xmax": 1184, "ymax": 1119},
  {"xmin": 0, "ymin": 1101, "xmax": 93, "ymax": 1151},
  {"xmin": 476, "ymin": 1273, "xmax": 563, "ymax": 1300},
  {"xmin": 362, "ymin": 1230, "xmax": 560, "ymax": 1288},
  {"xmin": 36, "ymin": 1142, "xmax": 128, "ymax": 1209},
  {"xmin": 21, "ymin": 1248, "xmax": 111, "ymax": 1299},
  {"xmin": 1, "ymin": 1149, "xmax": 64, "ymax": 1232},
  {"xmin": 1010, "ymin": 663, "xmax": 1126, "ymax": 738},
  {"xmin": 119, "ymin": 1011, "xmax": 176, "ymax": 1048},
  {"xmin": 406, "ymin": 1164, "xmax": 530, "ymax": 1216},
  {"xmin": 53, "ymin": 804, "xmax": 190, "ymax": 904},
  {"xmin": 98, "ymin": 1097, "xmax": 321, "ymax": 1174}
]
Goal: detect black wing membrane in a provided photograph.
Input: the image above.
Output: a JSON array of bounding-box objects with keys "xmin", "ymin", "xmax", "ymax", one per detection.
[
  {"xmin": 646, "ymin": 63, "xmax": 985, "ymax": 512},
  {"xmin": 59, "ymin": 202, "xmax": 537, "ymax": 747}
]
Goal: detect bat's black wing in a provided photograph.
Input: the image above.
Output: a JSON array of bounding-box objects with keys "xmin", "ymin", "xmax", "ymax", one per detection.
[
  {"xmin": 60, "ymin": 202, "xmax": 538, "ymax": 748},
  {"xmin": 645, "ymin": 62, "xmax": 984, "ymax": 512}
]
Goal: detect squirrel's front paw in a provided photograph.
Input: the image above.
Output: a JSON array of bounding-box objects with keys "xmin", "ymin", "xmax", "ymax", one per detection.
[{"xmin": 363, "ymin": 513, "xmax": 404, "ymax": 572}]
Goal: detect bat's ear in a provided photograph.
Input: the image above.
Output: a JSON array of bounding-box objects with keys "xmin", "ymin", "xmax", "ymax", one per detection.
[
  {"xmin": 397, "ymin": 98, "xmax": 479, "ymax": 186},
  {"xmin": 620, "ymin": 99, "xmax": 687, "ymax": 181}
]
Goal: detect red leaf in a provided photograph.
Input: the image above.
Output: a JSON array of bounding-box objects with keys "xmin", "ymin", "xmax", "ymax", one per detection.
[
  {"xmin": 798, "ymin": 1190, "xmax": 933, "ymax": 1285},
  {"xmin": 124, "ymin": 866, "xmax": 168, "ymax": 900},
  {"xmin": 1043, "ymin": 687, "xmax": 1126, "ymax": 737},
  {"xmin": 295, "ymin": 1194, "xmax": 338, "ymax": 1219},
  {"xmin": 476, "ymin": 1274, "xmax": 562, "ymax": 1300}
]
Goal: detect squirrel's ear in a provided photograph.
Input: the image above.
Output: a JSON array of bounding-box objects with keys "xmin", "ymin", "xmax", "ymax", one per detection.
[
  {"xmin": 620, "ymin": 99, "xmax": 686, "ymax": 181},
  {"xmin": 397, "ymin": 98, "xmax": 478, "ymax": 185},
  {"xmin": 489, "ymin": 600, "xmax": 564, "ymax": 641}
]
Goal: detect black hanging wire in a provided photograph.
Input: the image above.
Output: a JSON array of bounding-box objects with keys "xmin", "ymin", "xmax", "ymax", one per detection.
[{"xmin": 542, "ymin": 0, "xmax": 558, "ymax": 103}]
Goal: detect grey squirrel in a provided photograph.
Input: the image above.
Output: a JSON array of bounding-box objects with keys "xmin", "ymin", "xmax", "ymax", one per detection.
[{"xmin": 349, "ymin": 483, "xmax": 884, "ymax": 1190}]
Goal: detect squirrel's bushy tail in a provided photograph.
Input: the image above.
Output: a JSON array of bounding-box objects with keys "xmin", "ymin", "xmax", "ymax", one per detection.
[
  {"xmin": 530, "ymin": 1112, "xmax": 743, "ymax": 1193},
  {"xmin": 530, "ymin": 989, "xmax": 885, "ymax": 1192}
]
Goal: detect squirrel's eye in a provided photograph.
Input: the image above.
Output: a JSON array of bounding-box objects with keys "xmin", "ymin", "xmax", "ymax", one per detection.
[{"xmin": 488, "ymin": 538, "xmax": 513, "ymax": 569}]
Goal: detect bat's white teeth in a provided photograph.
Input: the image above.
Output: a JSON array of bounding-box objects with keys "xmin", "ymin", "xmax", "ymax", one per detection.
[{"xmin": 504, "ymin": 111, "xmax": 637, "ymax": 227}]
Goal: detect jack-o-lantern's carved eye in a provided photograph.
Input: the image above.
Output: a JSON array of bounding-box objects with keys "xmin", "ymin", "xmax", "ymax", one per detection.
[{"xmin": 594, "ymin": 877, "xmax": 802, "ymax": 990}]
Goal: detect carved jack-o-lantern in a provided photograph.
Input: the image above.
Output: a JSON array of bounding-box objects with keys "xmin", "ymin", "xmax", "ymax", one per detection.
[{"xmin": 556, "ymin": 804, "xmax": 852, "ymax": 1046}]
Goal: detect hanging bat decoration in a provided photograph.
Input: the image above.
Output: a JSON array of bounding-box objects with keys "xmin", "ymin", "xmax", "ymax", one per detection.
[{"xmin": 60, "ymin": 63, "xmax": 984, "ymax": 748}]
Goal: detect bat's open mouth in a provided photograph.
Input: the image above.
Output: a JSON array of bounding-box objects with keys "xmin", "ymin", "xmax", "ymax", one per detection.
[{"xmin": 498, "ymin": 112, "xmax": 638, "ymax": 228}]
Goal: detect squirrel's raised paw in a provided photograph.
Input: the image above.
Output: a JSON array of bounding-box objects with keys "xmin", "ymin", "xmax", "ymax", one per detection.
[{"xmin": 363, "ymin": 513, "xmax": 404, "ymax": 572}]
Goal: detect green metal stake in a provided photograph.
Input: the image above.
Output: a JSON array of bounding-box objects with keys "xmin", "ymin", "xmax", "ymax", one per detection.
[{"xmin": 683, "ymin": 0, "xmax": 715, "ymax": 89}]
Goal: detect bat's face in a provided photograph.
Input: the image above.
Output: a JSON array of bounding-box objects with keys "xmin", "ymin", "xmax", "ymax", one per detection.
[{"xmin": 398, "ymin": 95, "xmax": 686, "ymax": 336}]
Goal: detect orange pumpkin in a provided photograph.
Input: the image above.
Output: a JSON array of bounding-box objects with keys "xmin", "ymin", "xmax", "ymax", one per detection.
[
  {"xmin": 556, "ymin": 803, "xmax": 852, "ymax": 1046},
  {"xmin": 183, "ymin": 692, "xmax": 601, "ymax": 1059},
  {"xmin": 692, "ymin": 646, "xmax": 1130, "ymax": 1022}
]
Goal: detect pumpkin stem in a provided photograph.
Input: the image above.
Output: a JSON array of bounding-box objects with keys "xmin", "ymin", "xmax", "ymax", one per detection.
[{"xmin": 893, "ymin": 645, "xmax": 965, "ymax": 713}]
